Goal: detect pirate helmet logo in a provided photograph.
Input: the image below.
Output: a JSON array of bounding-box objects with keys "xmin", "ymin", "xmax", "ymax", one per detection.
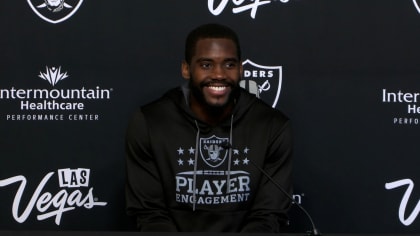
[
  {"xmin": 200, "ymin": 135, "xmax": 229, "ymax": 168},
  {"xmin": 27, "ymin": 0, "xmax": 84, "ymax": 24}
]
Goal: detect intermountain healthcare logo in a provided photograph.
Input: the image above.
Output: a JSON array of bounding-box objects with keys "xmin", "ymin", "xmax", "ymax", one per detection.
[
  {"xmin": 38, "ymin": 66, "xmax": 69, "ymax": 86},
  {"xmin": 0, "ymin": 168, "xmax": 107, "ymax": 225},
  {"xmin": 241, "ymin": 59, "xmax": 282, "ymax": 108},
  {"xmin": 27, "ymin": 0, "xmax": 83, "ymax": 24},
  {"xmin": 208, "ymin": 0, "xmax": 291, "ymax": 19},
  {"xmin": 381, "ymin": 89, "xmax": 420, "ymax": 125},
  {"xmin": 0, "ymin": 65, "xmax": 113, "ymax": 121},
  {"xmin": 385, "ymin": 178, "xmax": 419, "ymax": 226}
]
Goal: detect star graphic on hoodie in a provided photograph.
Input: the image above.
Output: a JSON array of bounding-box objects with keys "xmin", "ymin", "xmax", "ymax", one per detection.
[
  {"xmin": 233, "ymin": 158, "xmax": 240, "ymax": 165},
  {"xmin": 177, "ymin": 147, "xmax": 184, "ymax": 155},
  {"xmin": 188, "ymin": 147, "xmax": 195, "ymax": 154},
  {"xmin": 242, "ymin": 158, "xmax": 249, "ymax": 165},
  {"xmin": 244, "ymin": 147, "xmax": 250, "ymax": 154},
  {"xmin": 233, "ymin": 149, "xmax": 240, "ymax": 155},
  {"xmin": 177, "ymin": 158, "xmax": 184, "ymax": 166},
  {"xmin": 188, "ymin": 158, "xmax": 195, "ymax": 166}
]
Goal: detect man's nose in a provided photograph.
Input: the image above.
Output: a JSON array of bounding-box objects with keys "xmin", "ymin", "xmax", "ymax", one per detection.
[{"xmin": 212, "ymin": 65, "xmax": 226, "ymax": 79}]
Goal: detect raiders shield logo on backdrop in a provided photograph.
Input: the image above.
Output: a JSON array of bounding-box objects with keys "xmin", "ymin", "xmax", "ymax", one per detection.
[
  {"xmin": 200, "ymin": 135, "xmax": 229, "ymax": 168},
  {"xmin": 241, "ymin": 59, "xmax": 282, "ymax": 108},
  {"xmin": 27, "ymin": 0, "xmax": 84, "ymax": 24},
  {"xmin": 414, "ymin": 0, "xmax": 420, "ymax": 14}
]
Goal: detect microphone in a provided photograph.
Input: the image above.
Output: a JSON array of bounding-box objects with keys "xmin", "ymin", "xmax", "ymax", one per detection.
[
  {"xmin": 221, "ymin": 141, "xmax": 320, "ymax": 235},
  {"xmin": 249, "ymin": 159, "xmax": 321, "ymax": 236}
]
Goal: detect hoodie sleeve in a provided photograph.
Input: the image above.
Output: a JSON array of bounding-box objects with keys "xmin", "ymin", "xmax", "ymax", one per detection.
[
  {"xmin": 125, "ymin": 109, "xmax": 178, "ymax": 232},
  {"xmin": 241, "ymin": 119, "xmax": 293, "ymax": 233}
]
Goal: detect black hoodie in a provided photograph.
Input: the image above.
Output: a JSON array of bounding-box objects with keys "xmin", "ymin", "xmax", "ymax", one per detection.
[{"xmin": 125, "ymin": 85, "xmax": 293, "ymax": 232}]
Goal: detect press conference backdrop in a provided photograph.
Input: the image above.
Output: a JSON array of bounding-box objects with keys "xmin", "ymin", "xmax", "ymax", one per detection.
[{"xmin": 0, "ymin": 0, "xmax": 419, "ymax": 233}]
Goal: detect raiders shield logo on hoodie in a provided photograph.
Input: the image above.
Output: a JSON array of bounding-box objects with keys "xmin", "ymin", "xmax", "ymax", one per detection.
[{"xmin": 200, "ymin": 135, "xmax": 229, "ymax": 168}]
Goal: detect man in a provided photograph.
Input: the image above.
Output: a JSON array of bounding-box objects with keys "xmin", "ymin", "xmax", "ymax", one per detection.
[{"xmin": 125, "ymin": 23, "xmax": 293, "ymax": 232}]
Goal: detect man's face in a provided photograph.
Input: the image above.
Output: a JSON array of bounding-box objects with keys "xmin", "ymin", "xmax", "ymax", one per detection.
[{"xmin": 182, "ymin": 38, "xmax": 242, "ymax": 109}]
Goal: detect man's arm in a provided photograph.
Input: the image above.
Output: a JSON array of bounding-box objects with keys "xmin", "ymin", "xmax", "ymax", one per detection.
[
  {"xmin": 241, "ymin": 120, "xmax": 293, "ymax": 233},
  {"xmin": 125, "ymin": 109, "xmax": 178, "ymax": 231}
]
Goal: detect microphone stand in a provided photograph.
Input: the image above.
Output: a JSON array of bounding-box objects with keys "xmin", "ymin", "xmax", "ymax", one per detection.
[{"xmin": 249, "ymin": 160, "xmax": 321, "ymax": 236}]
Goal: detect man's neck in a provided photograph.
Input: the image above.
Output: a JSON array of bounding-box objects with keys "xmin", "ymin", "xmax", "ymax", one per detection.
[{"xmin": 189, "ymin": 97, "xmax": 234, "ymax": 126}]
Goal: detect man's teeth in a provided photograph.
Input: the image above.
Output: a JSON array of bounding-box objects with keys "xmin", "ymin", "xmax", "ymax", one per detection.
[{"xmin": 208, "ymin": 86, "xmax": 226, "ymax": 91}]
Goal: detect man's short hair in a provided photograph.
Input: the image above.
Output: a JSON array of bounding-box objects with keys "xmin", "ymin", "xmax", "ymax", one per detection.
[{"xmin": 184, "ymin": 23, "xmax": 241, "ymax": 64}]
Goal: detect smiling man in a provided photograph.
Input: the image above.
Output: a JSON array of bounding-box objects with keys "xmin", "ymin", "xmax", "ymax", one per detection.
[
  {"xmin": 183, "ymin": 35, "xmax": 242, "ymax": 125},
  {"xmin": 125, "ymin": 23, "xmax": 293, "ymax": 232}
]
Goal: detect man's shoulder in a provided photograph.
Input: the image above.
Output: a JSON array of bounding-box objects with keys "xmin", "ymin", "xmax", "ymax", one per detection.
[{"xmin": 140, "ymin": 87, "xmax": 182, "ymax": 113}]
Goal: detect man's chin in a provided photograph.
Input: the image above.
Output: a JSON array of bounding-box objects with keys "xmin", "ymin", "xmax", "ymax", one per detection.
[
  {"xmin": 204, "ymin": 98, "xmax": 231, "ymax": 109},
  {"xmin": 204, "ymin": 91, "xmax": 239, "ymax": 109}
]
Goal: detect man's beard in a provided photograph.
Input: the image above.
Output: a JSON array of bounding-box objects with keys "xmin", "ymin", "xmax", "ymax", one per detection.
[{"xmin": 189, "ymin": 79, "xmax": 240, "ymax": 112}]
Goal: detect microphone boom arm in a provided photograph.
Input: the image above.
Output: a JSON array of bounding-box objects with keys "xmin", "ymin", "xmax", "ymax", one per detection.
[{"xmin": 249, "ymin": 160, "xmax": 321, "ymax": 236}]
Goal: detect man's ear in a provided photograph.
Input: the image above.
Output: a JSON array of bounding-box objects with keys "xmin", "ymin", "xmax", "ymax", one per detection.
[{"xmin": 181, "ymin": 60, "xmax": 190, "ymax": 80}]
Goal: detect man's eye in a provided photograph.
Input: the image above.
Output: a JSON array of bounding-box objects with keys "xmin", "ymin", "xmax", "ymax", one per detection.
[
  {"xmin": 225, "ymin": 62, "xmax": 237, "ymax": 68},
  {"xmin": 201, "ymin": 63, "xmax": 211, "ymax": 69}
]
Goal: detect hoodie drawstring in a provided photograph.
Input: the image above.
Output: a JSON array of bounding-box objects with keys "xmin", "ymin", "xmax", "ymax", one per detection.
[
  {"xmin": 192, "ymin": 115, "xmax": 234, "ymax": 211},
  {"xmin": 193, "ymin": 120, "xmax": 200, "ymax": 211},
  {"xmin": 226, "ymin": 115, "xmax": 233, "ymax": 194}
]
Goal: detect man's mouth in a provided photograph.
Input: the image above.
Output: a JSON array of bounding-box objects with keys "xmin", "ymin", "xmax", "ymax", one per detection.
[{"xmin": 208, "ymin": 85, "xmax": 227, "ymax": 92}]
